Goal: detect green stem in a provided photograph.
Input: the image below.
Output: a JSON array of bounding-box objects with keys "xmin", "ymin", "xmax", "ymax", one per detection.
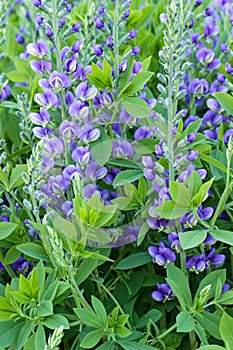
[
  {"xmin": 157, "ymin": 322, "xmax": 177, "ymax": 340},
  {"xmin": 70, "ymin": 275, "xmax": 92, "ymax": 311},
  {"xmin": 113, "ymin": 0, "xmax": 119, "ymax": 91},
  {"xmin": 210, "ymin": 150, "xmax": 232, "ymax": 227},
  {"xmin": 94, "ymin": 278, "xmax": 133, "ymax": 330},
  {"xmin": 0, "ymin": 250, "xmax": 16, "ymax": 278}
]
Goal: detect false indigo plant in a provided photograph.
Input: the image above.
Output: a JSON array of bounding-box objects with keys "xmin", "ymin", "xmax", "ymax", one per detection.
[{"xmin": 0, "ymin": 0, "xmax": 233, "ymax": 349}]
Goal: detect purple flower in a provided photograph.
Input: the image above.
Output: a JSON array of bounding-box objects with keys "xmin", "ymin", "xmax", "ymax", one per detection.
[
  {"xmin": 72, "ymin": 39, "xmax": 84, "ymax": 53},
  {"xmin": 36, "ymin": 14, "xmax": 44, "ymax": 25},
  {"xmin": 224, "ymin": 129, "xmax": 233, "ymax": 144},
  {"xmin": 63, "ymin": 165, "xmax": 81, "ymax": 181},
  {"xmin": 30, "ymin": 60, "xmax": 52, "ymax": 74},
  {"xmin": 46, "ymin": 25, "xmax": 54, "ymax": 38},
  {"xmin": 204, "ymin": 18, "xmax": 219, "ymax": 37},
  {"xmin": 49, "ymin": 71, "xmax": 71, "ymax": 90},
  {"xmin": 119, "ymin": 60, "xmax": 128, "ymax": 73},
  {"xmin": 98, "ymin": 6, "xmax": 105, "ymax": 14},
  {"xmin": 107, "ymin": 36, "xmax": 114, "ymax": 48},
  {"xmin": 151, "ymin": 282, "xmax": 174, "ymax": 302},
  {"xmin": 112, "ymin": 140, "xmax": 134, "ymax": 158},
  {"xmin": 16, "ymin": 34, "xmax": 25, "ymax": 44},
  {"xmin": 159, "ymin": 13, "xmax": 168, "ymax": 23},
  {"xmin": 33, "ymin": 127, "xmax": 54, "ymax": 138},
  {"xmin": 133, "ymin": 61, "xmax": 142, "ymax": 74},
  {"xmin": 186, "ymin": 150, "xmax": 199, "ymax": 161},
  {"xmin": 29, "ymin": 107, "xmax": 50, "ymax": 126},
  {"xmin": 168, "ymin": 232, "xmax": 182, "ymax": 251},
  {"xmin": 68, "ymin": 101, "xmax": 89, "ymax": 119},
  {"xmin": 32, "ymin": 0, "xmax": 42, "ymax": 7},
  {"xmin": 44, "ymin": 137, "xmax": 64, "ymax": 157},
  {"xmin": 84, "ymin": 184, "xmax": 99, "ymax": 199},
  {"xmin": 71, "ymin": 146, "xmax": 91, "ymax": 165},
  {"xmin": 148, "ymin": 242, "xmax": 176, "ymax": 266},
  {"xmin": 206, "ymin": 98, "xmax": 221, "ymax": 113},
  {"xmin": 72, "ymin": 22, "xmax": 82, "ymax": 32},
  {"xmin": 197, "ymin": 205, "xmax": 214, "ymax": 220},
  {"xmin": 186, "ymin": 248, "xmax": 225, "ymax": 273},
  {"xmin": 131, "ymin": 46, "xmax": 140, "ymax": 56},
  {"xmin": 128, "ymin": 30, "xmax": 138, "ymax": 39},
  {"xmin": 85, "ymin": 162, "xmax": 107, "ymax": 180},
  {"xmin": 59, "ymin": 120, "xmax": 78, "ymax": 139},
  {"xmin": 27, "ymin": 39, "xmax": 48, "ymax": 58},
  {"xmin": 196, "ymin": 47, "xmax": 215, "ymax": 65},
  {"xmin": 75, "ymin": 82, "xmax": 98, "ymax": 100},
  {"xmin": 11, "ymin": 257, "xmax": 31, "ymax": 273},
  {"xmin": 93, "ymin": 44, "xmax": 104, "ymax": 56},
  {"xmin": 188, "ymin": 78, "xmax": 209, "ymax": 97},
  {"xmin": 34, "ymin": 89, "xmax": 59, "ymax": 107},
  {"xmin": 48, "ymin": 175, "xmax": 69, "ymax": 196},
  {"xmin": 94, "ymin": 16, "xmax": 105, "ymax": 30},
  {"xmin": 123, "ymin": 9, "xmax": 130, "ymax": 19},
  {"xmin": 226, "ymin": 62, "xmax": 233, "ymax": 74},
  {"xmin": 134, "ymin": 126, "xmax": 152, "ymax": 140}
]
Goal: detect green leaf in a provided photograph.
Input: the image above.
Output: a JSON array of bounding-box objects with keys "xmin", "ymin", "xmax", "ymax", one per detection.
[
  {"xmin": 9, "ymin": 165, "xmax": 27, "ymax": 190},
  {"xmin": 176, "ymin": 311, "xmax": 195, "ymax": 332},
  {"xmin": 179, "ymin": 230, "xmax": 207, "ymax": 250},
  {"xmin": 74, "ymin": 308, "xmax": 104, "ymax": 329},
  {"xmin": 137, "ymin": 222, "xmax": 150, "ymax": 246},
  {"xmin": 37, "ymin": 300, "xmax": 53, "ymax": 317},
  {"xmin": 169, "ymin": 181, "xmax": 191, "ymax": 206},
  {"xmin": 154, "ymin": 200, "xmax": 189, "ymax": 219},
  {"xmin": 42, "ymin": 314, "xmax": 70, "ymax": 330},
  {"xmin": 120, "ymin": 71, "xmax": 154, "ymax": 97},
  {"xmin": 0, "ymin": 168, "xmax": 9, "ymax": 187},
  {"xmin": 0, "ymin": 222, "xmax": 17, "ymax": 240},
  {"xmin": 141, "ymin": 56, "xmax": 152, "ymax": 71},
  {"xmin": 134, "ymin": 138, "xmax": 158, "ymax": 154},
  {"xmin": 199, "ymin": 154, "xmax": 227, "ymax": 174},
  {"xmin": 135, "ymin": 309, "xmax": 162, "ymax": 328},
  {"xmin": 187, "ymin": 171, "xmax": 202, "ymax": 197},
  {"xmin": 192, "ymin": 178, "xmax": 214, "ymax": 207},
  {"xmin": 122, "ymin": 97, "xmax": 150, "ymax": 118},
  {"xmin": 91, "ymin": 296, "xmax": 108, "ymax": 327},
  {"xmin": 113, "ymin": 170, "xmax": 143, "ymax": 187},
  {"xmin": 0, "ymin": 320, "xmax": 23, "ymax": 348},
  {"xmin": 195, "ymin": 312, "xmax": 221, "ymax": 340},
  {"xmin": 14, "ymin": 321, "xmax": 33, "ymax": 350},
  {"xmin": 182, "ymin": 119, "xmax": 202, "ymax": 137},
  {"xmin": 197, "ymin": 346, "xmax": 225, "ymax": 350},
  {"xmin": 220, "ymin": 312, "xmax": 233, "ymax": 348},
  {"xmin": 75, "ymin": 259, "xmax": 99, "ymax": 286},
  {"xmin": 0, "ymin": 101, "xmax": 18, "ymax": 109},
  {"xmin": 34, "ymin": 325, "xmax": 46, "ymax": 350},
  {"xmin": 6, "ymin": 70, "xmax": 29, "ymax": 82},
  {"xmin": 218, "ymin": 290, "xmax": 233, "ymax": 305},
  {"xmin": 115, "ymin": 326, "xmax": 132, "ymax": 338},
  {"xmin": 214, "ymin": 92, "xmax": 233, "ymax": 115},
  {"xmin": 96, "ymin": 341, "xmax": 115, "ymax": 350},
  {"xmin": 115, "ymin": 252, "xmax": 151, "ymax": 270},
  {"xmin": 118, "ymin": 340, "xmax": 158, "ymax": 350},
  {"xmin": 80, "ymin": 329, "xmax": 105, "ymax": 349},
  {"xmin": 16, "ymin": 242, "xmax": 50, "ymax": 261},
  {"xmin": 107, "ymin": 158, "xmax": 141, "ymax": 169},
  {"xmin": 53, "ymin": 215, "xmax": 77, "ymax": 241},
  {"xmin": 195, "ymin": 269, "xmax": 226, "ymax": 300},
  {"xmin": 166, "ymin": 264, "xmax": 192, "ymax": 310},
  {"xmin": 208, "ymin": 229, "xmax": 233, "ymax": 246},
  {"xmin": 3, "ymin": 245, "xmax": 21, "ymax": 265},
  {"xmin": 91, "ymin": 139, "xmax": 112, "ymax": 166}
]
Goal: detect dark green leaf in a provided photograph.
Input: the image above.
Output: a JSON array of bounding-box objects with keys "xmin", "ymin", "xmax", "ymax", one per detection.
[
  {"xmin": 91, "ymin": 296, "xmax": 108, "ymax": 327},
  {"xmin": 0, "ymin": 320, "xmax": 23, "ymax": 348},
  {"xmin": 166, "ymin": 264, "xmax": 192, "ymax": 310},
  {"xmin": 74, "ymin": 308, "xmax": 104, "ymax": 329},
  {"xmin": 0, "ymin": 222, "xmax": 17, "ymax": 240},
  {"xmin": 118, "ymin": 340, "xmax": 158, "ymax": 350},
  {"xmin": 113, "ymin": 170, "xmax": 143, "ymax": 187},
  {"xmin": 35, "ymin": 325, "xmax": 46, "ymax": 350},
  {"xmin": 176, "ymin": 311, "xmax": 195, "ymax": 332},
  {"xmin": 96, "ymin": 341, "xmax": 115, "ymax": 350},
  {"xmin": 134, "ymin": 138, "xmax": 158, "ymax": 154},
  {"xmin": 122, "ymin": 97, "xmax": 150, "ymax": 118},
  {"xmin": 214, "ymin": 92, "xmax": 233, "ymax": 115},
  {"xmin": 208, "ymin": 229, "xmax": 233, "ymax": 246},
  {"xmin": 16, "ymin": 242, "xmax": 49, "ymax": 261},
  {"xmin": 42, "ymin": 314, "xmax": 69, "ymax": 330},
  {"xmin": 195, "ymin": 312, "xmax": 221, "ymax": 340},
  {"xmin": 37, "ymin": 300, "xmax": 53, "ymax": 317},
  {"xmin": 107, "ymin": 158, "xmax": 141, "ymax": 169},
  {"xmin": 154, "ymin": 200, "xmax": 189, "ymax": 219},
  {"xmin": 135, "ymin": 309, "xmax": 162, "ymax": 328},
  {"xmin": 14, "ymin": 321, "xmax": 33, "ymax": 350},
  {"xmin": 220, "ymin": 312, "xmax": 233, "ymax": 348},
  {"xmin": 80, "ymin": 329, "xmax": 105, "ymax": 349},
  {"xmin": 179, "ymin": 230, "xmax": 207, "ymax": 250},
  {"xmin": 115, "ymin": 252, "xmax": 151, "ymax": 270}
]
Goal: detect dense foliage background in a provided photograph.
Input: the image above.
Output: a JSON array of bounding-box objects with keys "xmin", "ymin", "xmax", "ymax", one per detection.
[{"xmin": 0, "ymin": 0, "xmax": 233, "ymax": 349}]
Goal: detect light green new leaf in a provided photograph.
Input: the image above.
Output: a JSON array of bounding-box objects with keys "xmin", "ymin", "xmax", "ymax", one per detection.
[
  {"xmin": 214, "ymin": 92, "xmax": 233, "ymax": 115},
  {"xmin": 122, "ymin": 97, "xmax": 150, "ymax": 118}
]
